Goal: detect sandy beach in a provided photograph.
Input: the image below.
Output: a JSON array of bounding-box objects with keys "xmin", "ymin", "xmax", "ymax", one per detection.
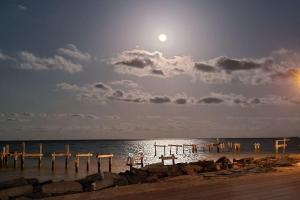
[{"xmin": 42, "ymin": 166, "xmax": 300, "ymax": 200}]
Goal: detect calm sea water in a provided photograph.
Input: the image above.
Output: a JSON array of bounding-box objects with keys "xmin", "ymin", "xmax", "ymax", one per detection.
[{"xmin": 0, "ymin": 138, "xmax": 300, "ymax": 181}]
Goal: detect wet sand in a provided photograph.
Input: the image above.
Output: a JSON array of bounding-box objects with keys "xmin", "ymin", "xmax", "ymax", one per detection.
[{"xmin": 44, "ymin": 166, "xmax": 300, "ymax": 200}]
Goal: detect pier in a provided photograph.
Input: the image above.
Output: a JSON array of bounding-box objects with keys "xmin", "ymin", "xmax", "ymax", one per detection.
[
  {"xmin": 97, "ymin": 154, "xmax": 113, "ymax": 173},
  {"xmin": 51, "ymin": 144, "xmax": 71, "ymax": 171}
]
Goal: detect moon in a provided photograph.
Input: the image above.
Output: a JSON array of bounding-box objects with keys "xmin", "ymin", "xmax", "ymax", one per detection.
[{"xmin": 158, "ymin": 34, "xmax": 167, "ymax": 42}]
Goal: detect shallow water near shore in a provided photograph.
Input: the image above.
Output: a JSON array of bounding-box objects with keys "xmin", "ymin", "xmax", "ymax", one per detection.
[{"xmin": 0, "ymin": 138, "xmax": 299, "ymax": 182}]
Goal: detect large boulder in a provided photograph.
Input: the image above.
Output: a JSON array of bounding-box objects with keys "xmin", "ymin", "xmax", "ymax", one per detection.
[
  {"xmin": 180, "ymin": 164, "xmax": 203, "ymax": 176},
  {"xmin": 42, "ymin": 181, "xmax": 82, "ymax": 195},
  {"xmin": 233, "ymin": 157, "xmax": 254, "ymax": 166},
  {"xmin": 92, "ymin": 173, "xmax": 115, "ymax": 191},
  {"xmin": 167, "ymin": 165, "xmax": 183, "ymax": 177},
  {"xmin": 216, "ymin": 157, "xmax": 232, "ymax": 169},
  {"xmin": 142, "ymin": 163, "xmax": 169, "ymax": 178},
  {"xmin": 0, "ymin": 185, "xmax": 33, "ymax": 200},
  {"xmin": 274, "ymin": 158, "xmax": 294, "ymax": 167},
  {"xmin": 78, "ymin": 173, "xmax": 103, "ymax": 191}
]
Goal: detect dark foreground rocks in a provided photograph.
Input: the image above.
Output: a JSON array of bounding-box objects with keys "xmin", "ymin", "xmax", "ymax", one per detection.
[{"xmin": 0, "ymin": 156, "xmax": 297, "ymax": 200}]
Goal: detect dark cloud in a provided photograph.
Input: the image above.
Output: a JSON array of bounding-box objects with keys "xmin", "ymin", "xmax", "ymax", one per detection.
[
  {"xmin": 198, "ymin": 97, "xmax": 224, "ymax": 104},
  {"xmin": 149, "ymin": 96, "xmax": 171, "ymax": 104},
  {"xmin": 111, "ymin": 49, "xmax": 300, "ymax": 85},
  {"xmin": 215, "ymin": 56, "xmax": 264, "ymax": 72},
  {"xmin": 151, "ymin": 69, "xmax": 164, "ymax": 76},
  {"xmin": 94, "ymin": 82, "xmax": 110, "ymax": 90},
  {"xmin": 116, "ymin": 57, "xmax": 153, "ymax": 68},
  {"xmin": 112, "ymin": 90, "xmax": 124, "ymax": 98},
  {"xmin": 194, "ymin": 63, "xmax": 216, "ymax": 72},
  {"xmin": 174, "ymin": 98, "xmax": 187, "ymax": 104},
  {"xmin": 59, "ymin": 81, "xmax": 300, "ymax": 107}
]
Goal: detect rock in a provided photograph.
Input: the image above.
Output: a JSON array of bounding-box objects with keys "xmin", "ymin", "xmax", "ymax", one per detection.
[
  {"xmin": 0, "ymin": 185, "xmax": 33, "ymax": 200},
  {"xmin": 205, "ymin": 163, "xmax": 219, "ymax": 172},
  {"xmin": 181, "ymin": 164, "xmax": 203, "ymax": 176},
  {"xmin": 42, "ymin": 181, "xmax": 82, "ymax": 195},
  {"xmin": 167, "ymin": 165, "xmax": 183, "ymax": 177},
  {"xmin": 192, "ymin": 160, "xmax": 215, "ymax": 168},
  {"xmin": 0, "ymin": 178, "xmax": 29, "ymax": 190},
  {"xmin": 113, "ymin": 175, "xmax": 128, "ymax": 186},
  {"xmin": 93, "ymin": 173, "xmax": 115, "ymax": 191},
  {"xmin": 274, "ymin": 158, "xmax": 294, "ymax": 167},
  {"xmin": 78, "ymin": 173, "xmax": 102, "ymax": 191},
  {"xmin": 124, "ymin": 174, "xmax": 142, "ymax": 184},
  {"xmin": 233, "ymin": 157, "xmax": 254, "ymax": 165},
  {"xmin": 142, "ymin": 163, "xmax": 168, "ymax": 178},
  {"xmin": 216, "ymin": 157, "xmax": 232, "ymax": 169}
]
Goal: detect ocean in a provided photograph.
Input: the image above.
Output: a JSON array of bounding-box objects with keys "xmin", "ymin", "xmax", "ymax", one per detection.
[{"xmin": 0, "ymin": 138, "xmax": 299, "ymax": 182}]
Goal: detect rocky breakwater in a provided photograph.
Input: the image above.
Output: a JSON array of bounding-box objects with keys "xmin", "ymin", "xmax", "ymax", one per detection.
[{"xmin": 0, "ymin": 156, "xmax": 297, "ymax": 200}]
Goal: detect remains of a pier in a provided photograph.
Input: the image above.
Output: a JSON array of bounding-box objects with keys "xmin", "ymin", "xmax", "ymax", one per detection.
[
  {"xmin": 159, "ymin": 154, "xmax": 177, "ymax": 165},
  {"xmin": 275, "ymin": 138, "xmax": 289, "ymax": 158},
  {"xmin": 51, "ymin": 144, "xmax": 71, "ymax": 171},
  {"xmin": 126, "ymin": 154, "xmax": 144, "ymax": 171},
  {"xmin": 75, "ymin": 152, "xmax": 93, "ymax": 172},
  {"xmin": 20, "ymin": 142, "xmax": 43, "ymax": 169},
  {"xmin": 96, "ymin": 154, "xmax": 113, "ymax": 173}
]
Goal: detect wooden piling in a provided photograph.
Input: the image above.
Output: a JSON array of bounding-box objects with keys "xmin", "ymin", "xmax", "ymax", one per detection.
[
  {"xmin": 108, "ymin": 157, "xmax": 112, "ymax": 172},
  {"xmin": 51, "ymin": 144, "xmax": 71, "ymax": 172},
  {"xmin": 97, "ymin": 154, "xmax": 113, "ymax": 173},
  {"xmin": 38, "ymin": 144, "xmax": 42, "ymax": 169},
  {"xmin": 51, "ymin": 153, "xmax": 55, "ymax": 171},
  {"xmin": 75, "ymin": 153, "xmax": 93, "ymax": 173},
  {"xmin": 159, "ymin": 154, "xmax": 177, "ymax": 165}
]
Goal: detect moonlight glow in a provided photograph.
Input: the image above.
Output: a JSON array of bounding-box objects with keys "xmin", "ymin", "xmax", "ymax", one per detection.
[{"xmin": 158, "ymin": 34, "xmax": 167, "ymax": 42}]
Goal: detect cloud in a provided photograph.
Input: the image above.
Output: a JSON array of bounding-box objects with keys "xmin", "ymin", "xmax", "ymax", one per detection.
[
  {"xmin": 18, "ymin": 5, "xmax": 27, "ymax": 10},
  {"xmin": 17, "ymin": 51, "xmax": 82, "ymax": 73},
  {"xmin": 57, "ymin": 44, "xmax": 92, "ymax": 61},
  {"xmin": 0, "ymin": 44, "xmax": 92, "ymax": 73},
  {"xmin": 58, "ymin": 80, "xmax": 300, "ymax": 107},
  {"xmin": 110, "ymin": 49, "xmax": 193, "ymax": 78},
  {"xmin": 110, "ymin": 48, "xmax": 300, "ymax": 85},
  {"xmin": 149, "ymin": 96, "xmax": 171, "ymax": 104},
  {"xmin": 109, "ymin": 80, "xmax": 142, "ymax": 89}
]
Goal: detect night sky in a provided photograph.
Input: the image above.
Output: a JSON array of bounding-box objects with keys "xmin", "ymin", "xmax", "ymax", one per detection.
[{"xmin": 1, "ymin": 0, "xmax": 300, "ymax": 140}]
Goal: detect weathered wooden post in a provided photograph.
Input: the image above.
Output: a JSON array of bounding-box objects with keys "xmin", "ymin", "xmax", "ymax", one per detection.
[
  {"xmin": 108, "ymin": 156, "xmax": 112, "ymax": 172},
  {"xmin": 65, "ymin": 144, "xmax": 70, "ymax": 170},
  {"xmin": 51, "ymin": 153, "xmax": 55, "ymax": 171},
  {"xmin": 13, "ymin": 152, "xmax": 18, "ymax": 168},
  {"xmin": 1, "ymin": 146, "xmax": 5, "ymax": 168},
  {"xmin": 154, "ymin": 142, "xmax": 157, "ymax": 156},
  {"xmin": 97, "ymin": 157, "xmax": 101, "ymax": 173},
  {"xmin": 4, "ymin": 145, "xmax": 9, "ymax": 168},
  {"xmin": 140, "ymin": 156, "xmax": 144, "ymax": 168},
  {"xmin": 86, "ymin": 156, "xmax": 90, "ymax": 172},
  {"xmin": 21, "ymin": 142, "xmax": 25, "ymax": 169},
  {"xmin": 75, "ymin": 156, "xmax": 79, "ymax": 173},
  {"xmin": 172, "ymin": 154, "xmax": 175, "ymax": 165},
  {"xmin": 38, "ymin": 144, "xmax": 42, "ymax": 169}
]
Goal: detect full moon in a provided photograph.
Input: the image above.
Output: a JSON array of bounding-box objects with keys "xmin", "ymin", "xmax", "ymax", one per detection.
[{"xmin": 158, "ymin": 34, "xmax": 167, "ymax": 42}]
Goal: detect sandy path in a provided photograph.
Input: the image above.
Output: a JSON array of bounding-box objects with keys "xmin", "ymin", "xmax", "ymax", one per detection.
[{"xmin": 44, "ymin": 167, "xmax": 300, "ymax": 200}]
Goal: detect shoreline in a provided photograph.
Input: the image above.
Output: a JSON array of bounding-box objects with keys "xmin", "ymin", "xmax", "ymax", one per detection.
[
  {"xmin": 0, "ymin": 154, "xmax": 299, "ymax": 200},
  {"xmin": 45, "ymin": 166, "xmax": 300, "ymax": 200}
]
